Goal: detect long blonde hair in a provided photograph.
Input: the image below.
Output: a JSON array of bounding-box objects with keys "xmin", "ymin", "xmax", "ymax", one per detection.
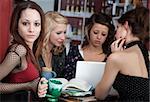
[{"xmin": 35, "ymin": 11, "xmax": 68, "ymax": 62}]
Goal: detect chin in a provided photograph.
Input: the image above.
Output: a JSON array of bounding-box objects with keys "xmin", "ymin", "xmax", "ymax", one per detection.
[
  {"xmin": 55, "ymin": 44, "xmax": 62, "ymax": 47},
  {"xmin": 93, "ymin": 45, "xmax": 101, "ymax": 47}
]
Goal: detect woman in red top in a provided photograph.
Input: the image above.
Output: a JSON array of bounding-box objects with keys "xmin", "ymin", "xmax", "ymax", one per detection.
[{"xmin": 0, "ymin": 1, "xmax": 45, "ymax": 101}]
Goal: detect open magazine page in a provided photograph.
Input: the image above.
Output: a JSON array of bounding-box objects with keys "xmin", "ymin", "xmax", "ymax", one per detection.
[
  {"xmin": 53, "ymin": 78, "xmax": 93, "ymax": 96},
  {"xmin": 62, "ymin": 90, "xmax": 92, "ymax": 97},
  {"xmin": 62, "ymin": 78, "xmax": 92, "ymax": 92}
]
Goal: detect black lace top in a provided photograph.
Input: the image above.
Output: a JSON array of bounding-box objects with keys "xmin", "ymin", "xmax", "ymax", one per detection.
[{"xmin": 113, "ymin": 41, "xmax": 149, "ymax": 101}]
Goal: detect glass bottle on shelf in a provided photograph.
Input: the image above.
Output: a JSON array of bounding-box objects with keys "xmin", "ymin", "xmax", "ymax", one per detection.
[
  {"xmin": 75, "ymin": 0, "xmax": 80, "ymax": 13},
  {"xmin": 77, "ymin": 20, "xmax": 82, "ymax": 35},
  {"xmin": 65, "ymin": 0, "xmax": 70, "ymax": 14},
  {"xmin": 71, "ymin": 0, "xmax": 75, "ymax": 13},
  {"xmin": 66, "ymin": 5, "xmax": 70, "ymax": 12},
  {"xmin": 86, "ymin": 0, "xmax": 90, "ymax": 13},
  {"xmin": 91, "ymin": 0, "xmax": 95, "ymax": 13}
]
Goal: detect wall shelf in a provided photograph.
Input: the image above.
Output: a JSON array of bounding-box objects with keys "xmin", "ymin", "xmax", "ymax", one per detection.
[{"xmin": 57, "ymin": 0, "xmax": 103, "ymax": 43}]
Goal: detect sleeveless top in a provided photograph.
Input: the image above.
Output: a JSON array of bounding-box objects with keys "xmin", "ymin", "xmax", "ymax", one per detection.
[
  {"xmin": 1, "ymin": 45, "xmax": 40, "ymax": 102},
  {"xmin": 4, "ymin": 59, "xmax": 39, "ymax": 83},
  {"xmin": 113, "ymin": 41, "xmax": 149, "ymax": 101}
]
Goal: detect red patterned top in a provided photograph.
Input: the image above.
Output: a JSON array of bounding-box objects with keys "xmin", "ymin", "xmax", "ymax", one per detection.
[{"xmin": 4, "ymin": 60, "xmax": 39, "ymax": 83}]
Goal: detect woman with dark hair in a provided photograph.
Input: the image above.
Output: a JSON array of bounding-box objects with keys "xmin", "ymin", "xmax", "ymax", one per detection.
[
  {"xmin": 0, "ymin": 1, "xmax": 45, "ymax": 101},
  {"xmin": 95, "ymin": 8, "xmax": 149, "ymax": 101},
  {"xmin": 135, "ymin": 7, "xmax": 149, "ymax": 52},
  {"xmin": 64, "ymin": 13, "xmax": 115, "ymax": 80}
]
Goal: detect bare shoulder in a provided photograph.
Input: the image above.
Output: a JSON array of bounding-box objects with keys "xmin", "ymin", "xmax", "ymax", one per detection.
[
  {"xmin": 107, "ymin": 51, "xmax": 126, "ymax": 61},
  {"xmin": 107, "ymin": 51, "xmax": 131, "ymax": 68},
  {"xmin": 10, "ymin": 44, "xmax": 27, "ymax": 57}
]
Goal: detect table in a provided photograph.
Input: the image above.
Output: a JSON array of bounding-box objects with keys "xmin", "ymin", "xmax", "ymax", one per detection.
[
  {"xmin": 59, "ymin": 95, "xmax": 119, "ymax": 102},
  {"xmin": 59, "ymin": 96, "xmax": 97, "ymax": 102}
]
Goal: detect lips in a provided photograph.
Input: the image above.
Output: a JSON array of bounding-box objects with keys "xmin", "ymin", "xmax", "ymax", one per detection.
[
  {"xmin": 58, "ymin": 41, "xmax": 64, "ymax": 45},
  {"xmin": 27, "ymin": 35, "xmax": 36, "ymax": 37},
  {"xmin": 95, "ymin": 41, "xmax": 101, "ymax": 44},
  {"xmin": 27, "ymin": 34, "xmax": 35, "ymax": 36},
  {"xmin": 58, "ymin": 40, "xmax": 64, "ymax": 43}
]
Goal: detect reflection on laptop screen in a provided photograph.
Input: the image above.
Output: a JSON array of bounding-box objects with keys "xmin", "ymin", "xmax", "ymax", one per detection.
[{"xmin": 75, "ymin": 61, "xmax": 106, "ymax": 88}]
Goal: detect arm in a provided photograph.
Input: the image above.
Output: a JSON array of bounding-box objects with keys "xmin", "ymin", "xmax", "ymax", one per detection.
[
  {"xmin": 0, "ymin": 78, "xmax": 39, "ymax": 93},
  {"xmin": 95, "ymin": 53, "xmax": 120, "ymax": 100},
  {"xmin": 0, "ymin": 45, "xmax": 39, "ymax": 93}
]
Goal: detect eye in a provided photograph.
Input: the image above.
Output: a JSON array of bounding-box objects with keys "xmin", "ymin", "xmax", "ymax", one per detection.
[
  {"xmin": 56, "ymin": 32, "xmax": 61, "ymax": 35},
  {"xmin": 64, "ymin": 31, "xmax": 66, "ymax": 34},
  {"xmin": 93, "ymin": 31, "xmax": 98, "ymax": 34},
  {"xmin": 102, "ymin": 33, "xmax": 107, "ymax": 36},
  {"xmin": 34, "ymin": 22, "xmax": 41, "ymax": 27},
  {"xmin": 22, "ymin": 22, "xmax": 29, "ymax": 26}
]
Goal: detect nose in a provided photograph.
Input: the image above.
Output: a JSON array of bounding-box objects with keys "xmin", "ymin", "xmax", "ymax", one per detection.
[
  {"xmin": 29, "ymin": 24, "xmax": 34, "ymax": 32},
  {"xmin": 97, "ymin": 34, "xmax": 102, "ymax": 39},
  {"xmin": 60, "ymin": 34, "xmax": 66, "ymax": 41},
  {"xmin": 115, "ymin": 31, "xmax": 119, "ymax": 39}
]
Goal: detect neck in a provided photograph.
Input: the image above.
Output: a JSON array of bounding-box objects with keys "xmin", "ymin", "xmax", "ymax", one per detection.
[
  {"xmin": 84, "ymin": 44, "xmax": 103, "ymax": 54},
  {"xmin": 26, "ymin": 42, "xmax": 33, "ymax": 50},
  {"xmin": 125, "ymin": 36, "xmax": 140, "ymax": 45}
]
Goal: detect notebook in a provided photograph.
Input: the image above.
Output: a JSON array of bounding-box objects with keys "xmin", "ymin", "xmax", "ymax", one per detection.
[{"xmin": 75, "ymin": 61, "xmax": 106, "ymax": 89}]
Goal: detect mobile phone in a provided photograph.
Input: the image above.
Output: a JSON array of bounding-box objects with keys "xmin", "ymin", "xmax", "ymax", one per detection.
[{"xmin": 118, "ymin": 39, "xmax": 125, "ymax": 47}]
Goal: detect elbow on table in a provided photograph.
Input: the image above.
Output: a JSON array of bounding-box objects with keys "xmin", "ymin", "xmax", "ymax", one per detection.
[{"xmin": 95, "ymin": 89, "xmax": 107, "ymax": 100}]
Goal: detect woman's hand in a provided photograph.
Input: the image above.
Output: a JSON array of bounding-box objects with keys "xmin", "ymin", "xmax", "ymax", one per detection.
[
  {"xmin": 37, "ymin": 77, "xmax": 48, "ymax": 98},
  {"xmin": 28, "ymin": 77, "xmax": 40, "ymax": 93},
  {"xmin": 111, "ymin": 38, "xmax": 125, "ymax": 52}
]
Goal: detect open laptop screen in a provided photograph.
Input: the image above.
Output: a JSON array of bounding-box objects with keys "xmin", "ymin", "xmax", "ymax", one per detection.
[{"xmin": 75, "ymin": 61, "xmax": 106, "ymax": 88}]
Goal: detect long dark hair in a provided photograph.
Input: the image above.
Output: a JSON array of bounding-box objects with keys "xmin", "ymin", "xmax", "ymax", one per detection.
[
  {"xmin": 118, "ymin": 8, "xmax": 146, "ymax": 40},
  {"xmin": 10, "ymin": 1, "xmax": 45, "ymax": 71},
  {"xmin": 82, "ymin": 13, "xmax": 115, "ymax": 54}
]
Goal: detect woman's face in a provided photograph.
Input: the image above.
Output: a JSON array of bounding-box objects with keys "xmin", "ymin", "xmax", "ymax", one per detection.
[
  {"xmin": 115, "ymin": 23, "xmax": 127, "ymax": 40},
  {"xmin": 18, "ymin": 8, "xmax": 41, "ymax": 44},
  {"xmin": 49, "ymin": 24, "xmax": 67, "ymax": 47},
  {"xmin": 89, "ymin": 23, "xmax": 109, "ymax": 47}
]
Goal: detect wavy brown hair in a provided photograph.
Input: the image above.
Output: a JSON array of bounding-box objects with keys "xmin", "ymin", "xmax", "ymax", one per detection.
[
  {"xmin": 82, "ymin": 13, "xmax": 115, "ymax": 54},
  {"xmin": 10, "ymin": 1, "xmax": 45, "ymax": 71},
  {"xmin": 118, "ymin": 7, "xmax": 149, "ymax": 41}
]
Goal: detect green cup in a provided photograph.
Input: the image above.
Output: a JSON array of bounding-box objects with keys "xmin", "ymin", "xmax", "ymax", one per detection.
[{"xmin": 46, "ymin": 78, "xmax": 63, "ymax": 102}]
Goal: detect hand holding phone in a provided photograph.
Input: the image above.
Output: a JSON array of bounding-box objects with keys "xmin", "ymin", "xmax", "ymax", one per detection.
[
  {"xmin": 118, "ymin": 38, "xmax": 125, "ymax": 47},
  {"xmin": 111, "ymin": 38, "xmax": 126, "ymax": 52}
]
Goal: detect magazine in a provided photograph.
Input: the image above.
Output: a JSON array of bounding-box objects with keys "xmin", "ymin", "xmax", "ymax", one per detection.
[
  {"xmin": 52, "ymin": 78, "xmax": 93, "ymax": 96},
  {"xmin": 56, "ymin": 78, "xmax": 92, "ymax": 91}
]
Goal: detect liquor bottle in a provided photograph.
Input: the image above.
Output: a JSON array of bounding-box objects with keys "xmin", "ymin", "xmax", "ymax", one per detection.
[
  {"xmin": 78, "ymin": 20, "xmax": 82, "ymax": 35},
  {"xmin": 66, "ymin": 0, "xmax": 70, "ymax": 12},
  {"xmin": 71, "ymin": 0, "xmax": 75, "ymax": 12}
]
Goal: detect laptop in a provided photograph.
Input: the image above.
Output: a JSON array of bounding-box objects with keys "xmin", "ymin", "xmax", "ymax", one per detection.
[{"xmin": 75, "ymin": 61, "xmax": 106, "ymax": 89}]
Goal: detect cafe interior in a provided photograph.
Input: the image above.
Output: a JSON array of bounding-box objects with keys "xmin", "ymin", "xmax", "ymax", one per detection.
[{"xmin": 0, "ymin": 0, "xmax": 149, "ymax": 101}]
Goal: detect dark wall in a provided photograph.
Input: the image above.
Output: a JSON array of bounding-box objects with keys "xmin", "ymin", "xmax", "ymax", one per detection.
[{"xmin": 0, "ymin": 0, "xmax": 13, "ymax": 62}]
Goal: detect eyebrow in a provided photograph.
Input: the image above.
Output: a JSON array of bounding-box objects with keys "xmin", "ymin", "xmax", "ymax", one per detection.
[{"xmin": 21, "ymin": 19, "xmax": 41, "ymax": 22}]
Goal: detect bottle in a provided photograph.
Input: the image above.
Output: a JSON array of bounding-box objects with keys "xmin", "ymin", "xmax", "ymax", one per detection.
[{"xmin": 78, "ymin": 20, "xmax": 82, "ymax": 35}]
